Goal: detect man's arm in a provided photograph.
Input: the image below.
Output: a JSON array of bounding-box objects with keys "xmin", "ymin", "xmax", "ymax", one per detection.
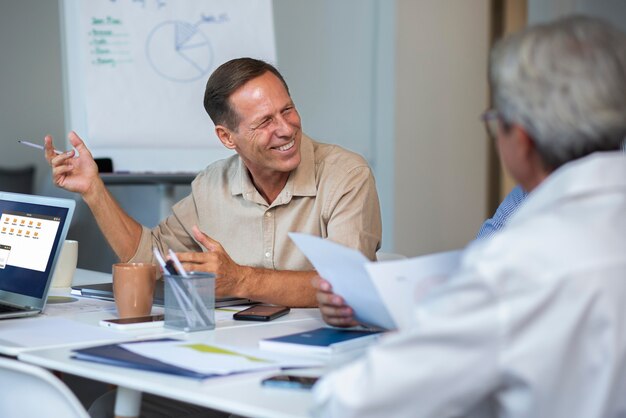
[
  {"xmin": 231, "ymin": 267, "xmax": 317, "ymax": 307},
  {"xmin": 45, "ymin": 132, "xmax": 142, "ymax": 261},
  {"xmin": 176, "ymin": 226, "xmax": 317, "ymax": 307}
]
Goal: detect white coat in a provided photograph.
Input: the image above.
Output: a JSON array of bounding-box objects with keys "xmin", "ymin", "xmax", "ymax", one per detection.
[{"xmin": 313, "ymin": 151, "xmax": 626, "ymax": 418}]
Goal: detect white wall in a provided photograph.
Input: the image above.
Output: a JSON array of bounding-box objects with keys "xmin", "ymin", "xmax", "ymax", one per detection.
[
  {"xmin": 393, "ymin": 0, "xmax": 491, "ymax": 256},
  {"xmin": 273, "ymin": 0, "xmax": 396, "ymax": 251},
  {"xmin": 0, "ymin": 0, "xmax": 65, "ymax": 193}
]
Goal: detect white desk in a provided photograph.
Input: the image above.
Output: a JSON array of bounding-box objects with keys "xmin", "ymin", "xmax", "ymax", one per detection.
[
  {"xmin": 19, "ymin": 320, "xmax": 329, "ymax": 418},
  {"xmin": 2, "ymin": 269, "xmax": 344, "ymax": 417},
  {"xmin": 0, "ymin": 269, "xmax": 174, "ymax": 357},
  {"xmin": 0, "ymin": 268, "xmax": 320, "ymax": 356}
]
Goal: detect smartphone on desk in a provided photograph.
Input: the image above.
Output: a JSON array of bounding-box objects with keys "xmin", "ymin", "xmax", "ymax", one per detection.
[
  {"xmin": 261, "ymin": 374, "xmax": 319, "ymax": 390},
  {"xmin": 99, "ymin": 314, "xmax": 165, "ymax": 330},
  {"xmin": 233, "ymin": 305, "xmax": 290, "ymax": 321}
]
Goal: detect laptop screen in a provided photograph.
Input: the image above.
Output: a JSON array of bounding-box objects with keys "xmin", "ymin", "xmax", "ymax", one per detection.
[{"xmin": 0, "ymin": 197, "xmax": 72, "ymax": 299}]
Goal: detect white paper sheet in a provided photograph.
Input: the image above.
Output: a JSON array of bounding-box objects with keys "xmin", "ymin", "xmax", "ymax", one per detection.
[
  {"xmin": 121, "ymin": 340, "xmax": 321, "ymax": 375},
  {"xmin": 43, "ymin": 296, "xmax": 117, "ymax": 316},
  {"xmin": 365, "ymin": 250, "xmax": 462, "ymax": 330},
  {"xmin": 0, "ymin": 317, "xmax": 127, "ymax": 348},
  {"xmin": 289, "ymin": 233, "xmax": 396, "ymax": 330},
  {"xmin": 290, "ymin": 233, "xmax": 463, "ymax": 331}
]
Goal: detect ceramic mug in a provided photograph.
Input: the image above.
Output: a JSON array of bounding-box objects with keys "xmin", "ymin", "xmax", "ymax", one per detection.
[
  {"xmin": 112, "ymin": 263, "xmax": 157, "ymax": 318},
  {"xmin": 51, "ymin": 240, "xmax": 79, "ymax": 288}
]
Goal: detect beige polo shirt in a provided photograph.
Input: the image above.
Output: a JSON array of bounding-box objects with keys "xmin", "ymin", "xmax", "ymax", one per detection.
[{"xmin": 130, "ymin": 134, "xmax": 382, "ymax": 270}]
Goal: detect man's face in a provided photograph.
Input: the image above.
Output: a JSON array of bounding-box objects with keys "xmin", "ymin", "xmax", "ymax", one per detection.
[{"xmin": 223, "ymin": 72, "xmax": 302, "ymax": 178}]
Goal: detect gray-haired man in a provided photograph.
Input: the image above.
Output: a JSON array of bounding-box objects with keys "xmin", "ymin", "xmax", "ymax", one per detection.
[{"xmin": 314, "ymin": 16, "xmax": 626, "ymax": 417}]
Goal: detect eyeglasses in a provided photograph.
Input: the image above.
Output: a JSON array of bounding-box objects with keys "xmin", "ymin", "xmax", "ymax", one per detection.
[{"xmin": 480, "ymin": 109, "xmax": 502, "ymax": 140}]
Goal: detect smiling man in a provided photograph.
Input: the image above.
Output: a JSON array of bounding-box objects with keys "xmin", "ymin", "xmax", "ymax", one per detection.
[{"xmin": 45, "ymin": 58, "xmax": 382, "ymax": 307}]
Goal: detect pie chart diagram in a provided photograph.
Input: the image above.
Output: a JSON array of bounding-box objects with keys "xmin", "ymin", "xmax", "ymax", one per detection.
[{"xmin": 146, "ymin": 21, "xmax": 213, "ymax": 82}]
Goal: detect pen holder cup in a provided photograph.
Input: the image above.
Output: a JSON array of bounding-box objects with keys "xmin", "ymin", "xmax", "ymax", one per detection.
[{"xmin": 164, "ymin": 272, "xmax": 216, "ymax": 332}]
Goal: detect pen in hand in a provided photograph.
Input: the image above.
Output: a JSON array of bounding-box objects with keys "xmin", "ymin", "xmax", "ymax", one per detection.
[{"xmin": 18, "ymin": 140, "xmax": 63, "ymax": 155}]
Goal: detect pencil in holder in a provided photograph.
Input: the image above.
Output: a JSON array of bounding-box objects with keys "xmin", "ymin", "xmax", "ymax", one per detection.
[{"xmin": 164, "ymin": 272, "xmax": 215, "ymax": 332}]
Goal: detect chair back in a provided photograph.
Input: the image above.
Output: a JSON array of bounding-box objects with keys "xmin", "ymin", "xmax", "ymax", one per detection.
[
  {"xmin": 0, "ymin": 165, "xmax": 35, "ymax": 194},
  {"xmin": 0, "ymin": 357, "xmax": 89, "ymax": 418}
]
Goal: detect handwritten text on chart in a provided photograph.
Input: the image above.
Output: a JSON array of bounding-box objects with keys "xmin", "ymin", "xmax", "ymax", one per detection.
[{"xmin": 89, "ymin": 16, "xmax": 132, "ymax": 67}]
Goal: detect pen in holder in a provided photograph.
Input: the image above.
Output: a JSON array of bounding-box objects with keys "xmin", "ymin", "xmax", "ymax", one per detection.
[{"xmin": 164, "ymin": 272, "xmax": 216, "ymax": 332}]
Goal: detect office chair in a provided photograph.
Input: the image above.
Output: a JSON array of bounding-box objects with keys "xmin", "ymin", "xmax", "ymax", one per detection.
[
  {"xmin": 0, "ymin": 165, "xmax": 35, "ymax": 194},
  {"xmin": 376, "ymin": 251, "xmax": 407, "ymax": 261},
  {"xmin": 0, "ymin": 357, "xmax": 89, "ymax": 418}
]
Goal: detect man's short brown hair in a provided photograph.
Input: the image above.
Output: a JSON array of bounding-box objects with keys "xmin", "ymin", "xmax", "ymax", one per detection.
[{"xmin": 203, "ymin": 58, "xmax": 290, "ymax": 131}]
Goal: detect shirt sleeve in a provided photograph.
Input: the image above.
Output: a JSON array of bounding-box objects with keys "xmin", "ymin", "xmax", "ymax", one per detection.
[
  {"xmin": 475, "ymin": 185, "xmax": 527, "ymax": 240},
  {"xmin": 128, "ymin": 193, "xmax": 203, "ymax": 264},
  {"xmin": 312, "ymin": 273, "xmax": 502, "ymax": 418},
  {"xmin": 323, "ymin": 166, "xmax": 382, "ymax": 261}
]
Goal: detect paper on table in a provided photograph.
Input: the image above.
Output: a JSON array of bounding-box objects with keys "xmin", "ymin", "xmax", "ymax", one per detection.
[
  {"xmin": 289, "ymin": 233, "xmax": 396, "ymax": 329},
  {"xmin": 0, "ymin": 317, "xmax": 127, "ymax": 348},
  {"xmin": 43, "ymin": 296, "xmax": 117, "ymax": 316},
  {"xmin": 121, "ymin": 340, "xmax": 322, "ymax": 375},
  {"xmin": 365, "ymin": 250, "xmax": 462, "ymax": 330}
]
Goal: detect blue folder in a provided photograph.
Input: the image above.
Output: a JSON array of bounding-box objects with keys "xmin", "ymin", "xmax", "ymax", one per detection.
[
  {"xmin": 259, "ymin": 327, "xmax": 383, "ymax": 355},
  {"xmin": 72, "ymin": 338, "xmax": 216, "ymax": 379}
]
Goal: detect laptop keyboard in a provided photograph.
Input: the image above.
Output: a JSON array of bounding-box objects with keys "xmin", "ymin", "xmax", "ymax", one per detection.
[{"xmin": 0, "ymin": 304, "xmax": 23, "ymax": 313}]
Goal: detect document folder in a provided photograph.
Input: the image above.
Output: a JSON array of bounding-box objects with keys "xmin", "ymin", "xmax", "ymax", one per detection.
[
  {"xmin": 259, "ymin": 327, "xmax": 383, "ymax": 356},
  {"xmin": 72, "ymin": 338, "xmax": 215, "ymax": 379}
]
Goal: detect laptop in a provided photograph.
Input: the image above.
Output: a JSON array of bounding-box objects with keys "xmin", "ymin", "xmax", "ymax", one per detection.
[
  {"xmin": 0, "ymin": 192, "xmax": 75, "ymax": 319},
  {"xmin": 71, "ymin": 279, "xmax": 255, "ymax": 308}
]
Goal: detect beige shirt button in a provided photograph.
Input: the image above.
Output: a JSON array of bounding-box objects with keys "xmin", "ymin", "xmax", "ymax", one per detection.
[
  {"xmin": 265, "ymin": 252, "xmax": 271, "ymax": 258},
  {"xmin": 266, "ymin": 212, "xmax": 272, "ymax": 217}
]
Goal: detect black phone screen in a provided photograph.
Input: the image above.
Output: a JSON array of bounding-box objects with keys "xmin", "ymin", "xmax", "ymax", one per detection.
[
  {"xmin": 233, "ymin": 305, "xmax": 290, "ymax": 321},
  {"xmin": 104, "ymin": 314, "xmax": 165, "ymax": 324}
]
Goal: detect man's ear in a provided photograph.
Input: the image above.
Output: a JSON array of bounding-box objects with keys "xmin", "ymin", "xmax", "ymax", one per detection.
[
  {"xmin": 512, "ymin": 124, "xmax": 536, "ymax": 159},
  {"xmin": 215, "ymin": 125, "xmax": 236, "ymax": 150},
  {"xmin": 509, "ymin": 123, "xmax": 551, "ymax": 188}
]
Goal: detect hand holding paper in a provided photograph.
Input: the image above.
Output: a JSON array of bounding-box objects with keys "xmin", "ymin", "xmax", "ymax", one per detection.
[
  {"xmin": 290, "ymin": 233, "xmax": 396, "ymax": 329},
  {"xmin": 290, "ymin": 233, "xmax": 463, "ymax": 330},
  {"xmin": 311, "ymin": 276, "xmax": 360, "ymax": 328}
]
